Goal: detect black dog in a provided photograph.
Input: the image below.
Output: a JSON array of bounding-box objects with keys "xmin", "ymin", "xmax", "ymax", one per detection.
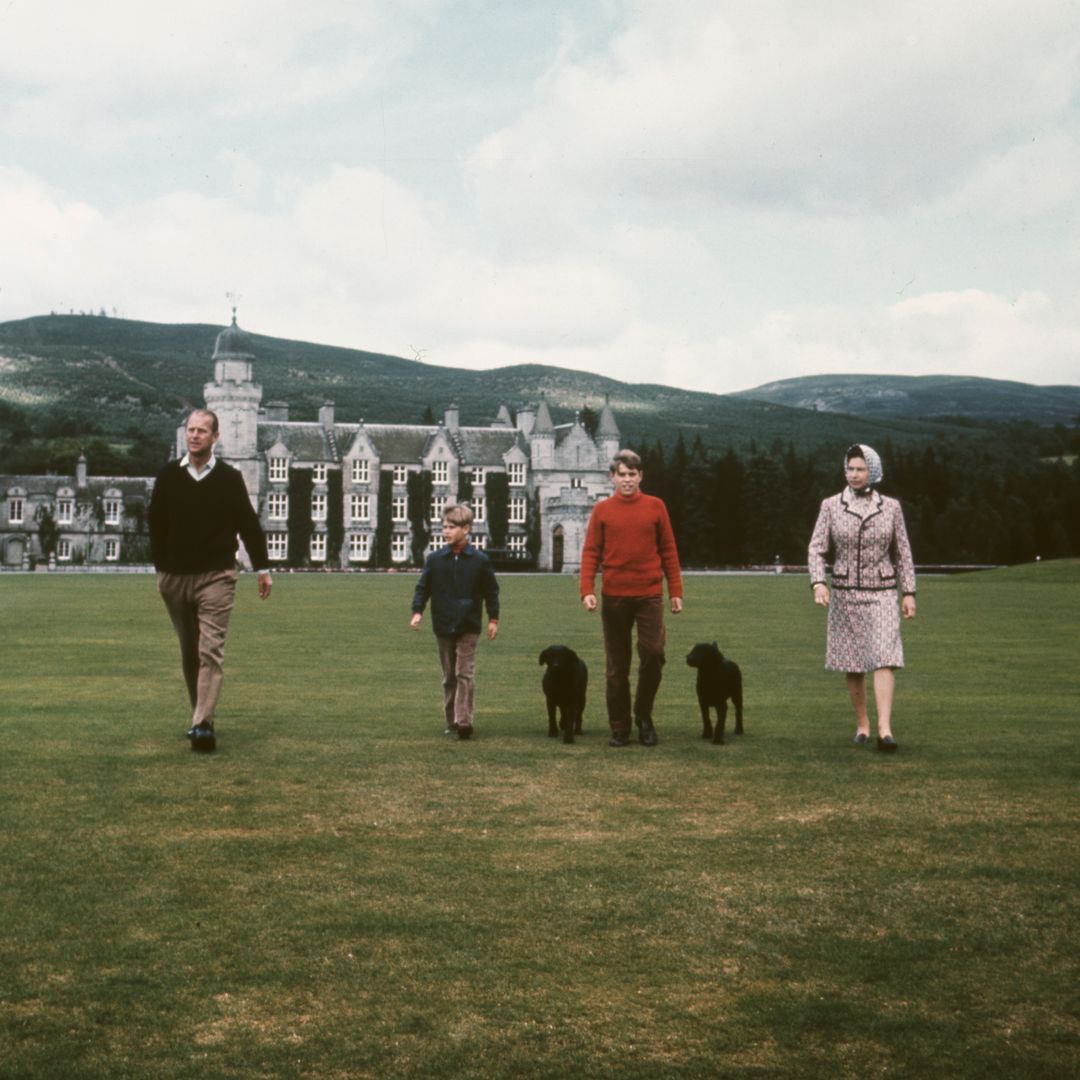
[
  {"xmin": 686, "ymin": 642, "xmax": 743, "ymax": 745},
  {"xmin": 539, "ymin": 645, "xmax": 588, "ymax": 744}
]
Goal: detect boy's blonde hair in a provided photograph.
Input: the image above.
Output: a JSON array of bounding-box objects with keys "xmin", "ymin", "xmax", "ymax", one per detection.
[{"xmin": 442, "ymin": 504, "xmax": 474, "ymax": 528}]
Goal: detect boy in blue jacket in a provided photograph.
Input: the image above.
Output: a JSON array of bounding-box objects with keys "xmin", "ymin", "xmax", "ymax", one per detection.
[{"xmin": 410, "ymin": 504, "xmax": 500, "ymax": 739}]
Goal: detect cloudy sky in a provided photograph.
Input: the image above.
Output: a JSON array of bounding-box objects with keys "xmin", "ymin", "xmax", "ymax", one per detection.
[{"xmin": 2, "ymin": 0, "xmax": 1078, "ymax": 393}]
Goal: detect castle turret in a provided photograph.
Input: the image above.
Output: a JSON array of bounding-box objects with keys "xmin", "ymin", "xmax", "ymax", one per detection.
[
  {"xmin": 596, "ymin": 394, "xmax": 620, "ymax": 463},
  {"xmin": 203, "ymin": 310, "xmax": 263, "ymax": 497},
  {"xmin": 529, "ymin": 397, "xmax": 555, "ymax": 470}
]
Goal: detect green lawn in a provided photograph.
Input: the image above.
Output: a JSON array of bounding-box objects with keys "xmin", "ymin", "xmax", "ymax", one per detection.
[{"xmin": 1, "ymin": 564, "xmax": 1077, "ymax": 1079}]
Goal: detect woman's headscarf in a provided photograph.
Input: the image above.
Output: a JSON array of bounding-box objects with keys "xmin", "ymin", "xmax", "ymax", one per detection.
[{"xmin": 844, "ymin": 444, "xmax": 883, "ymax": 486}]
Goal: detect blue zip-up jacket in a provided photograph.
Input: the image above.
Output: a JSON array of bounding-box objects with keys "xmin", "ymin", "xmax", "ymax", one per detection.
[{"xmin": 412, "ymin": 543, "xmax": 500, "ymax": 637}]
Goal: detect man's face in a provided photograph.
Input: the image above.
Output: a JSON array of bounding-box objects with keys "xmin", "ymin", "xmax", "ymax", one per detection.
[
  {"xmin": 186, "ymin": 412, "xmax": 219, "ymax": 462},
  {"xmin": 611, "ymin": 463, "xmax": 643, "ymax": 498}
]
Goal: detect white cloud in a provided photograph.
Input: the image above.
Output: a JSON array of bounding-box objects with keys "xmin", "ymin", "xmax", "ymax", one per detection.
[{"xmin": 468, "ymin": 0, "xmax": 1078, "ymax": 217}]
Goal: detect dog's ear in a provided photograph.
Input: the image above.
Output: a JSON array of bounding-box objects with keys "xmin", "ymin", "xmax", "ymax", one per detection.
[
  {"xmin": 712, "ymin": 641, "xmax": 718, "ymax": 649},
  {"xmin": 539, "ymin": 648, "xmax": 550, "ymax": 665}
]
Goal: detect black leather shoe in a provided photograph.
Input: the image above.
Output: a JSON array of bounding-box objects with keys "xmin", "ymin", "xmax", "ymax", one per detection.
[
  {"xmin": 608, "ymin": 733, "xmax": 630, "ymax": 747},
  {"xmin": 188, "ymin": 724, "xmax": 216, "ymax": 752},
  {"xmin": 636, "ymin": 716, "xmax": 658, "ymax": 747},
  {"xmin": 456, "ymin": 724, "xmax": 473, "ymax": 740},
  {"xmin": 852, "ymin": 733, "xmax": 870, "ymax": 746},
  {"xmin": 877, "ymin": 734, "xmax": 898, "ymax": 752}
]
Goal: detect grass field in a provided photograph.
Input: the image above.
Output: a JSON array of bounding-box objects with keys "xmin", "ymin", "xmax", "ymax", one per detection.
[{"xmin": 1, "ymin": 564, "xmax": 1077, "ymax": 1079}]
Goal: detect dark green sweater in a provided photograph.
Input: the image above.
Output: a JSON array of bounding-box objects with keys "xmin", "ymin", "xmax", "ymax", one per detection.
[{"xmin": 149, "ymin": 459, "xmax": 269, "ymax": 573}]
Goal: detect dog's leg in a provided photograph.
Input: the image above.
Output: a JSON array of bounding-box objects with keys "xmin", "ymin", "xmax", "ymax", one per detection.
[
  {"xmin": 547, "ymin": 698, "xmax": 559, "ymax": 738},
  {"xmin": 560, "ymin": 706, "xmax": 574, "ymax": 745},
  {"xmin": 712, "ymin": 701, "xmax": 726, "ymax": 745},
  {"xmin": 733, "ymin": 674, "xmax": 744, "ymax": 735},
  {"xmin": 699, "ymin": 702, "xmax": 712, "ymax": 739}
]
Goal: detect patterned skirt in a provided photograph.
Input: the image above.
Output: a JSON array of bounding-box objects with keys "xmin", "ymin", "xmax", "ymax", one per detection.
[{"xmin": 825, "ymin": 588, "xmax": 904, "ymax": 673}]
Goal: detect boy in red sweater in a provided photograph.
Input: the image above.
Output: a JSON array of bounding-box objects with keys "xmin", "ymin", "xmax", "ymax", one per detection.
[{"xmin": 580, "ymin": 449, "xmax": 683, "ymax": 746}]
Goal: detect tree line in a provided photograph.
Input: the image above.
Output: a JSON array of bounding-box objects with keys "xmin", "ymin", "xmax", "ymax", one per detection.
[{"xmin": 637, "ymin": 433, "xmax": 1080, "ymax": 566}]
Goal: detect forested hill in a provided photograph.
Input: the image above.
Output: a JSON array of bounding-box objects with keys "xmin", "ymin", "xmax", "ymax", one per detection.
[
  {"xmin": 735, "ymin": 373, "xmax": 1080, "ymax": 427},
  {"xmin": 1, "ymin": 314, "xmax": 1070, "ymax": 474}
]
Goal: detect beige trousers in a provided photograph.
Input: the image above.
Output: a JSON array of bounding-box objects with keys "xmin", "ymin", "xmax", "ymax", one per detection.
[{"xmin": 157, "ymin": 569, "xmax": 238, "ymax": 727}]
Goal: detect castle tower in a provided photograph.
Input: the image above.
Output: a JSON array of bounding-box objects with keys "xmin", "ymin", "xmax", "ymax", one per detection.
[
  {"xmin": 203, "ymin": 310, "xmax": 263, "ymax": 497},
  {"xmin": 596, "ymin": 394, "xmax": 620, "ymax": 463},
  {"xmin": 529, "ymin": 396, "xmax": 555, "ymax": 470}
]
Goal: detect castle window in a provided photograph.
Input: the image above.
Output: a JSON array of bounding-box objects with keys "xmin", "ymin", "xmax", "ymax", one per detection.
[
  {"xmin": 312, "ymin": 463, "xmax": 327, "ymax": 484},
  {"xmin": 509, "ymin": 495, "xmax": 526, "ymax": 524},
  {"xmin": 571, "ymin": 477, "xmax": 584, "ymax": 489},
  {"xmin": 268, "ymin": 493, "xmax": 288, "ymax": 520},
  {"xmin": 392, "ymin": 495, "xmax": 408, "ymax": 523},
  {"xmin": 8, "ymin": 498, "xmax": 24, "ymax": 524},
  {"xmin": 508, "ymin": 462, "xmax": 526, "ymax": 486},
  {"xmin": 472, "ymin": 497, "xmax": 486, "ymax": 523},
  {"xmin": 311, "ymin": 493, "xmax": 327, "ymax": 522},
  {"xmin": 430, "ymin": 495, "xmax": 447, "ymax": 523},
  {"xmin": 432, "ymin": 461, "xmax": 449, "ymax": 485},
  {"xmin": 351, "ymin": 459, "xmax": 370, "ymax": 484},
  {"xmin": 57, "ymin": 499, "xmax": 74, "ymax": 524},
  {"xmin": 508, "ymin": 535, "xmax": 527, "ymax": 553},
  {"xmin": 348, "ymin": 533, "xmax": 372, "ymax": 561},
  {"xmin": 103, "ymin": 499, "xmax": 122, "ymax": 526},
  {"xmin": 57, "ymin": 539, "xmax": 71, "ymax": 561},
  {"xmin": 472, "ymin": 533, "xmax": 487, "ymax": 550},
  {"xmin": 391, "ymin": 534, "xmax": 408, "ymax": 562},
  {"xmin": 310, "ymin": 533, "xmax": 327, "ymax": 562},
  {"xmin": 350, "ymin": 494, "xmax": 370, "ymax": 523},
  {"xmin": 267, "ymin": 533, "xmax": 288, "ymax": 561},
  {"xmin": 269, "ymin": 457, "xmax": 288, "ymax": 483},
  {"xmin": 393, "ymin": 465, "xmax": 408, "ymax": 485},
  {"xmin": 471, "ymin": 467, "xmax": 485, "ymax": 485},
  {"xmin": 105, "ymin": 538, "xmax": 120, "ymax": 561}
]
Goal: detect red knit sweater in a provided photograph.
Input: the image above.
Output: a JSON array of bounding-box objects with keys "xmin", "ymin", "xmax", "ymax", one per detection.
[{"xmin": 579, "ymin": 491, "xmax": 683, "ymax": 599}]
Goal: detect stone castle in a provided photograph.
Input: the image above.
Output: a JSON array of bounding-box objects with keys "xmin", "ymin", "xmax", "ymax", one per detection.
[{"xmin": 2, "ymin": 316, "xmax": 622, "ymax": 572}]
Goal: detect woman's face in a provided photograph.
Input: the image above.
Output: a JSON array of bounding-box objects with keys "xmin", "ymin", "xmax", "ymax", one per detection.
[{"xmin": 845, "ymin": 457, "xmax": 870, "ymax": 491}]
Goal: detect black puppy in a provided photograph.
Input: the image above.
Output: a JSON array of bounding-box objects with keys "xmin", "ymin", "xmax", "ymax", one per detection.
[
  {"xmin": 539, "ymin": 645, "xmax": 588, "ymax": 744},
  {"xmin": 686, "ymin": 642, "xmax": 744, "ymax": 745}
]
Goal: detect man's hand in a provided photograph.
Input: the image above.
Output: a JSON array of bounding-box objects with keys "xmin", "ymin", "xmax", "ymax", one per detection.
[
  {"xmin": 410, "ymin": 613, "xmax": 423, "ymax": 631},
  {"xmin": 671, "ymin": 597, "xmax": 683, "ymax": 614},
  {"xmin": 487, "ymin": 619, "xmax": 499, "ymax": 641},
  {"xmin": 582, "ymin": 594, "xmax": 598, "ymax": 612},
  {"xmin": 257, "ymin": 572, "xmax": 272, "ymax": 600}
]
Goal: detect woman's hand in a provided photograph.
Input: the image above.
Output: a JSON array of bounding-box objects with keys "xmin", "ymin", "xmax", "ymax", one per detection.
[
  {"xmin": 902, "ymin": 595, "xmax": 916, "ymax": 619},
  {"xmin": 812, "ymin": 583, "xmax": 829, "ymax": 608}
]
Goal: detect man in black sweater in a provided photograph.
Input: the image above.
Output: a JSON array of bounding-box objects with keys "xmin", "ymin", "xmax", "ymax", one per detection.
[{"xmin": 149, "ymin": 409, "xmax": 272, "ymax": 751}]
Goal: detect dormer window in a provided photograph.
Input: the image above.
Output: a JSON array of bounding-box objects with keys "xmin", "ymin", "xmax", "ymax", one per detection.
[
  {"xmin": 432, "ymin": 461, "xmax": 449, "ymax": 485},
  {"xmin": 312, "ymin": 463, "xmax": 327, "ymax": 483},
  {"xmin": 103, "ymin": 497, "xmax": 122, "ymax": 526},
  {"xmin": 269, "ymin": 456, "xmax": 288, "ymax": 483},
  {"xmin": 508, "ymin": 462, "xmax": 526, "ymax": 486}
]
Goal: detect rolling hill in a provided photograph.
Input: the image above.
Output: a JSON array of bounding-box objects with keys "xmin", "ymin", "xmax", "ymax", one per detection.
[
  {"xmin": 0, "ymin": 315, "xmax": 1075, "ymax": 470},
  {"xmin": 733, "ymin": 373, "xmax": 1080, "ymax": 426}
]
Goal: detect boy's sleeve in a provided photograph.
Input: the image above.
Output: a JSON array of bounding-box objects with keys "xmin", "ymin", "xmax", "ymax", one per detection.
[
  {"xmin": 483, "ymin": 560, "xmax": 500, "ymax": 621},
  {"xmin": 412, "ymin": 558, "xmax": 432, "ymax": 614}
]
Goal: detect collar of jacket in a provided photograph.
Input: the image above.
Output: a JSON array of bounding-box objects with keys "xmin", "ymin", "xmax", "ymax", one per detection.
[
  {"xmin": 439, "ymin": 543, "xmax": 475, "ymax": 557},
  {"xmin": 840, "ymin": 487, "xmax": 883, "ymax": 516}
]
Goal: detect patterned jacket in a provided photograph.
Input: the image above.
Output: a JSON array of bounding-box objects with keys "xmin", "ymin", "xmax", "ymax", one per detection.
[{"xmin": 808, "ymin": 489, "xmax": 916, "ymax": 594}]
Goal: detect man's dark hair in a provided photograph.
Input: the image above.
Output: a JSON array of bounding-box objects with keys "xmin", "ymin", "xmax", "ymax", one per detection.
[{"xmin": 609, "ymin": 449, "xmax": 642, "ymax": 473}]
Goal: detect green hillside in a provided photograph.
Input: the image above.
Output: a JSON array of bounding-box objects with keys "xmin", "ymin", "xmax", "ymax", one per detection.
[
  {"xmin": 0, "ymin": 315, "xmax": 1041, "ymax": 474},
  {"xmin": 734, "ymin": 373, "xmax": 1080, "ymax": 426}
]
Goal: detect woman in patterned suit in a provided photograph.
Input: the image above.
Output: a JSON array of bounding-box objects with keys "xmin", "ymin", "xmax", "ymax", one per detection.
[{"xmin": 808, "ymin": 445, "xmax": 916, "ymax": 752}]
